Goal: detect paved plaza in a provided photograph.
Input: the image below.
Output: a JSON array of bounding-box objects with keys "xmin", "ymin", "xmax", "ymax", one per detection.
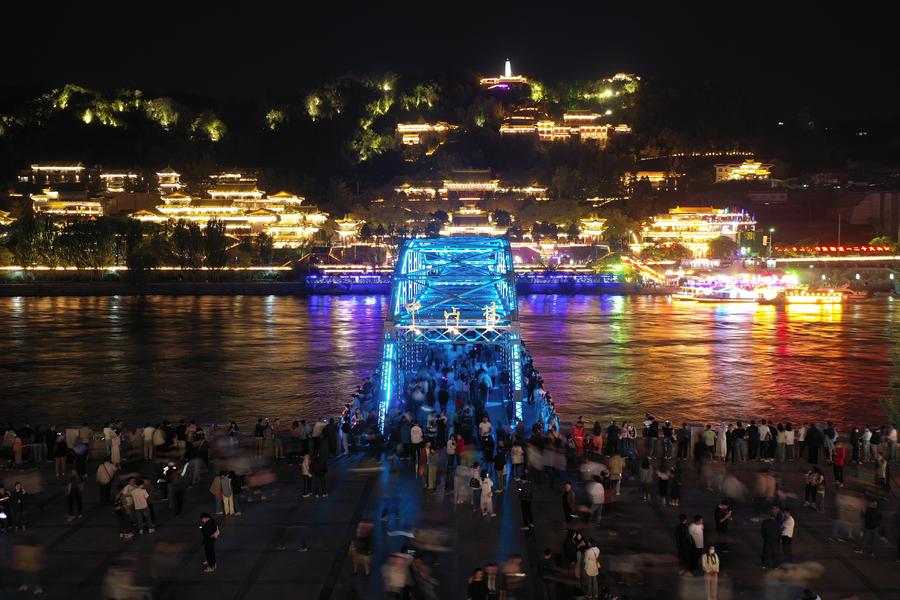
[{"xmin": 1, "ymin": 438, "xmax": 899, "ymax": 600}]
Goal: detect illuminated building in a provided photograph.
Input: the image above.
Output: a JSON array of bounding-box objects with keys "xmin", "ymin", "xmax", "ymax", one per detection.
[
  {"xmin": 99, "ymin": 171, "xmax": 139, "ymax": 193},
  {"xmin": 634, "ymin": 206, "xmax": 756, "ymax": 257},
  {"xmin": 0, "ymin": 209, "xmax": 15, "ymax": 226},
  {"xmin": 133, "ymin": 188, "xmax": 327, "ymax": 247},
  {"xmin": 31, "ymin": 189, "xmax": 103, "ymax": 218},
  {"xmin": 156, "ymin": 167, "xmax": 184, "ymax": 194},
  {"xmin": 501, "ymin": 108, "xmax": 627, "ymax": 144},
  {"xmin": 208, "ymin": 172, "xmax": 266, "ymax": 209},
  {"xmin": 624, "ymin": 170, "xmax": 676, "ymax": 191},
  {"xmin": 334, "ymin": 217, "xmax": 363, "ymax": 244},
  {"xmin": 19, "ymin": 163, "xmax": 85, "ymax": 185},
  {"xmin": 396, "ymin": 122, "xmax": 455, "ymax": 145},
  {"xmin": 395, "ymin": 170, "xmax": 548, "ymax": 202},
  {"xmin": 578, "ymin": 217, "xmax": 607, "ymax": 243},
  {"xmin": 479, "ymin": 58, "xmax": 529, "ymax": 89},
  {"xmin": 441, "ymin": 203, "xmax": 507, "ymax": 237},
  {"xmin": 715, "ymin": 160, "xmax": 772, "ymax": 182}
]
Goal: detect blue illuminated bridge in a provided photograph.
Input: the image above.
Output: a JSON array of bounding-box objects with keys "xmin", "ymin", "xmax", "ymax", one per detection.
[{"xmin": 376, "ymin": 237, "xmax": 531, "ymax": 431}]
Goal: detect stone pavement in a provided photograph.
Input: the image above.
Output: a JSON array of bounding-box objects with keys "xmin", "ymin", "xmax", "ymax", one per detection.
[{"xmin": 1, "ymin": 446, "xmax": 899, "ymax": 599}]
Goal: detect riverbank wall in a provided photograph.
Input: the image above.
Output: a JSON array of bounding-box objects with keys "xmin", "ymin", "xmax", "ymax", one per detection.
[{"xmin": 0, "ymin": 274, "xmax": 673, "ymax": 296}]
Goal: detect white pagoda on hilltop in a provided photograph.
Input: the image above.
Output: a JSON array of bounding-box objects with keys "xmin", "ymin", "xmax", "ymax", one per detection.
[{"xmin": 480, "ymin": 58, "xmax": 528, "ymax": 89}]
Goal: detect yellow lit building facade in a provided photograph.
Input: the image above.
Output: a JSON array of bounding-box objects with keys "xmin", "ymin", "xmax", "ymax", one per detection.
[
  {"xmin": 99, "ymin": 171, "xmax": 139, "ymax": 193},
  {"xmin": 633, "ymin": 206, "xmax": 756, "ymax": 257},
  {"xmin": 715, "ymin": 160, "xmax": 773, "ymax": 182},
  {"xmin": 31, "ymin": 189, "xmax": 103, "ymax": 218},
  {"xmin": 500, "ymin": 108, "xmax": 629, "ymax": 144}
]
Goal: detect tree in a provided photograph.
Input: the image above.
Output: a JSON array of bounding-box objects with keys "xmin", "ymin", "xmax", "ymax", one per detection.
[
  {"xmin": 425, "ymin": 220, "xmax": 441, "ymax": 237},
  {"xmin": 492, "ymin": 210, "xmax": 512, "ymax": 228},
  {"xmin": 643, "ymin": 243, "xmax": 693, "ymax": 261},
  {"xmin": 358, "ymin": 223, "xmax": 373, "ymax": 242},
  {"xmin": 431, "ymin": 210, "xmax": 449, "ymax": 223},
  {"xmin": 204, "ymin": 219, "xmax": 228, "ymax": 268},
  {"xmin": 870, "ymin": 235, "xmax": 897, "ymax": 251},
  {"xmin": 708, "ymin": 236, "xmax": 738, "ymax": 260},
  {"xmin": 255, "ymin": 232, "xmax": 274, "ymax": 265},
  {"xmin": 58, "ymin": 219, "xmax": 115, "ymax": 270},
  {"xmin": 6, "ymin": 212, "xmax": 41, "ymax": 267},
  {"xmin": 599, "ymin": 208, "xmax": 637, "ymax": 251},
  {"xmin": 567, "ymin": 222, "xmax": 580, "ymax": 239},
  {"xmin": 551, "ymin": 166, "xmax": 584, "ymax": 202}
]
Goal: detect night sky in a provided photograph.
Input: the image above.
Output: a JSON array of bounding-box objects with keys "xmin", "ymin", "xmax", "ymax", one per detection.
[{"xmin": 3, "ymin": 4, "xmax": 898, "ymax": 119}]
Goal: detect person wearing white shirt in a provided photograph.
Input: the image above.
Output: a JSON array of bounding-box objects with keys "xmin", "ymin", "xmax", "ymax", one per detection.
[
  {"xmin": 587, "ymin": 479, "xmax": 605, "ymax": 523},
  {"xmin": 583, "ymin": 539, "xmax": 601, "ymax": 599},
  {"xmin": 478, "ymin": 417, "xmax": 493, "ymax": 439},
  {"xmin": 142, "ymin": 424, "xmax": 155, "ymax": 460},
  {"xmin": 780, "ymin": 508, "xmax": 795, "ymax": 562},
  {"xmin": 130, "ymin": 481, "xmax": 154, "ymax": 534},
  {"xmin": 784, "ymin": 425, "xmax": 796, "ymax": 461},
  {"xmin": 479, "ymin": 471, "xmax": 494, "ymax": 517},
  {"xmin": 688, "ymin": 515, "xmax": 704, "ymax": 569}
]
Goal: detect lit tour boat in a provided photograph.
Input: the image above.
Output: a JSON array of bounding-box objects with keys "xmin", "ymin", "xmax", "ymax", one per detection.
[{"xmin": 758, "ymin": 288, "xmax": 844, "ymax": 305}]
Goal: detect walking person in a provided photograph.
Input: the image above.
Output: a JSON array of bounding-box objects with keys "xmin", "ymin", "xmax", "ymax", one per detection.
[
  {"xmin": 53, "ymin": 434, "xmax": 68, "ymax": 477},
  {"xmin": 517, "ymin": 473, "xmax": 535, "ymax": 530},
  {"xmin": 639, "ymin": 458, "xmax": 654, "ymax": 502},
  {"xmin": 480, "ymin": 470, "xmax": 495, "ymax": 517},
  {"xmin": 701, "ymin": 546, "xmax": 720, "ymax": 600},
  {"xmin": 200, "ymin": 512, "xmax": 220, "ymax": 572},
  {"xmin": 657, "ymin": 463, "xmax": 671, "ymax": 507},
  {"xmin": 311, "ymin": 453, "xmax": 328, "ymax": 498},
  {"xmin": 209, "ymin": 471, "xmax": 223, "ymax": 514},
  {"xmin": 301, "ymin": 453, "xmax": 313, "ymax": 497},
  {"xmin": 220, "ymin": 472, "xmax": 235, "ymax": 515},
  {"xmin": 832, "ymin": 442, "xmax": 846, "ymax": 486},
  {"xmin": 587, "ymin": 476, "xmax": 605, "ymax": 524},
  {"xmin": 562, "ymin": 481, "xmax": 577, "ymax": 524},
  {"xmin": 65, "ymin": 468, "xmax": 83, "ymax": 521}
]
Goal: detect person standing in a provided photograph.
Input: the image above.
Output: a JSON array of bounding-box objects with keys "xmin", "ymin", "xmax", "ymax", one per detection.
[
  {"xmin": 200, "ymin": 513, "xmax": 219, "ymax": 572},
  {"xmin": 220, "ymin": 472, "xmax": 234, "ymax": 515},
  {"xmin": 350, "ymin": 521, "xmax": 374, "ymax": 576},
  {"xmin": 785, "ymin": 423, "xmax": 795, "ymax": 461},
  {"xmin": 714, "ymin": 500, "xmax": 732, "ymax": 552},
  {"xmin": 701, "ymin": 546, "xmax": 720, "ymax": 600},
  {"xmin": 675, "ymin": 514, "xmax": 693, "ymax": 575},
  {"xmin": 131, "ymin": 480, "xmax": 155, "ymax": 534},
  {"xmin": 677, "ymin": 423, "xmax": 690, "ymax": 461},
  {"xmin": 832, "ymin": 442, "xmax": 846, "ymax": 486},
  {"xmin": 760, "ymin": 509, "xmax": 781, "ymax": 569},
  {"xmin": 733, "ymin": 422, "xmax": 746, "ymax": 463},
  {"xmin": 209, "ymin": 471, "xmax": 223, "ymax": 514},
  {"xmin": 517, "ymin": 473, "xmax": 534, "ymax": 530},
  {"xmin": 311, "ymin": 453, "xmax": 328, "ymax": 498},
  {"xmin": 96, "ymin": 459, "xmax": 118, "ymax": 505},
  {"xmin": 480, "ymin": 470, "xmax": 495, "ymax": 517},
  {"xmin": 65, "ymin": 468, "xmax": 83, "ymax": 521},
  {"xmin": 856, "ymin": 499, "xmax": 882, "ymax": 557},
  {"xmin": 781, "ymin": 507, "xmax": 795, "ymax": 562},
  {"xmin": 688, "ymin": 515, "xmax": 705, "ymax": 571},
  {"xmin": 110, "ymin": 429, "xmax": 122, "ymax": 466},
  {"xmin": 142, "ymin": 423, "xmax": 155, "ymax": 460},
  {"xmin": 10, "ymin": 482, "xmax": 27, "ymax": 531},
  {"xmin": 609, "ymin": 452, "xmax": 625, "ymax": 495},
  {"xmin": 639, "ymin": 458, "xmax": 654, "ymax": 502},
  {"xmin": 54, "ymin": 434, "xmax": 68, "ymax": 477},
  {"xmin": 703, "ymin": 425, "xmax": 717, "ymax": 460},
  {"xmin": 583, "ymin": 538, "xmax": 601, "ymax": 599}
]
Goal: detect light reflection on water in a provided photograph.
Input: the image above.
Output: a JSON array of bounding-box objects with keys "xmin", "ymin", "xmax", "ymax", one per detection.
[{"xmin": 0, "ymin": 295, "xmax": 896, "ymax": 427}]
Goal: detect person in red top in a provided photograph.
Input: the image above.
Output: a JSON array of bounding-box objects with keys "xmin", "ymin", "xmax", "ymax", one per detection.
[
  {"xmin": 573, "ymin": 418, "xmax": 586, "ymax": 460},
  {"xmin": 832, "ymin": 443, "xmax": 846, "ymax": 486},
  {"xmin": 455, "ymin": 434, "xmax": 465, "ymax": 458}
]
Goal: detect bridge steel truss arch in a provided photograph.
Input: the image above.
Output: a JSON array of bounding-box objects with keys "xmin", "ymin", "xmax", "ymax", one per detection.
[{"xmin": 377, "ymin": 237, "xmax": 525, "ymax": 432}]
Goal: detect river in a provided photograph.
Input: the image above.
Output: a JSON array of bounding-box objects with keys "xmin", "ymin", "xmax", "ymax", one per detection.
[{"xmin": 1, "ymin": 295, "xmax": 897, "ymax": 427}]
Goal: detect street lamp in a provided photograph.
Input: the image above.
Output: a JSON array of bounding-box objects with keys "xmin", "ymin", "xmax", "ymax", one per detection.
[{"xmin": 768, "ymin": 227, "xmax": 775, "ymax": 256}]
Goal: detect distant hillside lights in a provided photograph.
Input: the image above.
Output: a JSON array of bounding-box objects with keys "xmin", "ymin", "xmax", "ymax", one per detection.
[
  {"xmin": 480, "ymin": 59, "xmax": 529, "ymax": 89},
  {"xmin": 633, "ymin": 206, "xmax": 757, "ymax": 258},
  {"xmin": 500, "ymin": 107, "xmax": 630, "ymax": 144}
]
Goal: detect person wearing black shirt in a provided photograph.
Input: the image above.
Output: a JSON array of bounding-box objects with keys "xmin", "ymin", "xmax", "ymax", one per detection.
[
  {"xmin": 734, "ymin": 422, "xmax": 746, "ymax": 462},
  {"xmin": 662, "ymin": 421, "xmax": 673, "ymax": 459},
  {"xmin": 748, "ymin": 421, "xmax": 760, "ymax": 460},
  {"xmin": 714, "ymin": 500, "xmax": 733, "ymax": 552},
  {"xmin": 648, "ymin": 420, "xmax": 660, "ymax": 459},
  {"xmin": 760, "ymin": 510, "xmax": 781, "ymax": 569},
  {"xmin": 200, "ymin": 513, "xmax": 219, "ymax": 572},
  {"xmin": 253, "ymin": 418, "xmax": 266, "ymax": 457},
  {"xmin": 677, "ymin": 424, "xmax": 690, "ymax": 461},
  {"xmin": 674, "ymin": 514, "xmax": 693, "ymax": 575},
  {"xmin": 517, "ymin": 474, "xmax": 534, "ymax": 529}
]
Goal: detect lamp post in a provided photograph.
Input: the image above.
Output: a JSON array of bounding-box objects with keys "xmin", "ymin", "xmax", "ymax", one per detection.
[{"xmin": 768, "ymin": 227, "xmax": 775, "ymax": 256}]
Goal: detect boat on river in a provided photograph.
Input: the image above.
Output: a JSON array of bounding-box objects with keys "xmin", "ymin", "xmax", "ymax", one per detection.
[{"xmin": 759, "ymin": 288, "xmax": 844, "ymax": 305}]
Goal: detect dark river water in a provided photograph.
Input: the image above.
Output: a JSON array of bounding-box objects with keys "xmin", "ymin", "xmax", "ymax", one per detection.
[{"xmin": 2, "ymin": 295, "xmax": 897, "ymax": 428}]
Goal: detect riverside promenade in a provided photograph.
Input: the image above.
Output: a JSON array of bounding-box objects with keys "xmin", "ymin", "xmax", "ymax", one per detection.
[{"xmin": 0, "ymin": 433, "xmax": 898, "ymax": 600}]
